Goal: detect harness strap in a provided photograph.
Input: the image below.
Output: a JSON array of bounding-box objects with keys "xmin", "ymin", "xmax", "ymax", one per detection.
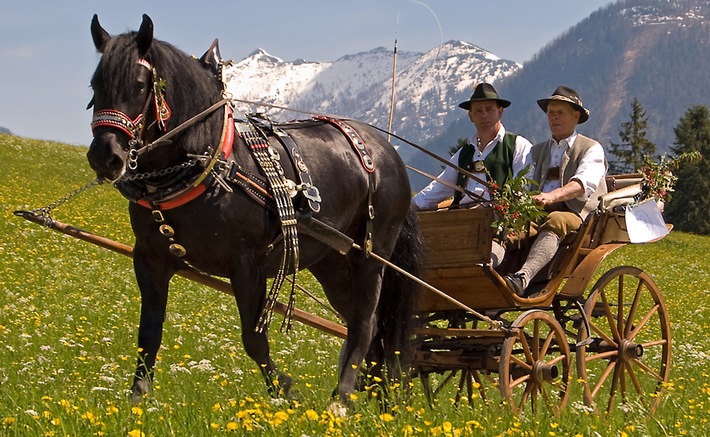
[
  {"xmin": 312, "ymin": 115, "xmax": 377, "ymax": 255},
  {"xmin": 272, "ymin": 127, "xmax": 322, "ymax": 213},
  {"xmin": 91, "ymin": 110, "xmax": 144, "ymax": 139},
  {"xmin": 235, "ymin": 120, "xmax": 300, "ymax": 333},
  {"xmin": 313, "ymin": 116, "xmax": 375, "ymax": 173}
]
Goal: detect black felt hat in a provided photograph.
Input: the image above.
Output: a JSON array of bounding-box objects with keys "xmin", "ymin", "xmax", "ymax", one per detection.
[
  {"xmin": 537, "ymin": 85, "xmax": 590, "ymax": 124},
  {"xmin": 458, "ymin": 83, "xmax": 511, "ymax": 110}
]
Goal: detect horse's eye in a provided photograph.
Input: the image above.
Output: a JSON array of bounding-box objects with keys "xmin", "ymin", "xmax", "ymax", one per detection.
[{"xmin": 135, "ymin": 81, "xmax": 148, "ymax": 95}]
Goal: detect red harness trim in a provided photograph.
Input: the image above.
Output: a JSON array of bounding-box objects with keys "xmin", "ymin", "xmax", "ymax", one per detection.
[
  {"xmin": 137, "ymin": 105, "xmax": 234, "ymax": 210},
  {"xmin": 91, "ymin": 110, "xmax": 144, "ymax": 139},
  {"xmin": 313, "ymin": 115, "xmax": 375, "ymax": 173}
]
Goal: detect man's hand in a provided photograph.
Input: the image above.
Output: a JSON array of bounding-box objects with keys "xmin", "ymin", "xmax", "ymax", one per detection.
[
  {"xmin": 533, "ymin": 191, "xmax": 557, "ymax": 207},
  {"xmin": 535, "ymin": 179, "xmax": 585, "ymax": 207}
]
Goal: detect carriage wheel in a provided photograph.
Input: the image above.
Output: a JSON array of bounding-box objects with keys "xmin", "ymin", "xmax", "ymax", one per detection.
[
  {"xmin": 577, "ymin": 266, "xmax": 671, "ymax": 414},
  {"xmin": 499, "ymin": 310, "xmax": 572, "ymax": 414}
]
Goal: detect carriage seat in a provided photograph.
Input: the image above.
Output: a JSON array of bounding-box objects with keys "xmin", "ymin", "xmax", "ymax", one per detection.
[
  {"xmin": 605, "ymin": 173, "xmax": 642, "ymax": 192},
  {"xmin": 600, "ymin": 173, "xmax": 644, "ymax": 213}
]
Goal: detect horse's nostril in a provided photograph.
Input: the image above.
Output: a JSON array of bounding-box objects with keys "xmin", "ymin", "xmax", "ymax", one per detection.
[{"xmin": 107, "ymin": 154, "xmax": 124, "ymax": 172}]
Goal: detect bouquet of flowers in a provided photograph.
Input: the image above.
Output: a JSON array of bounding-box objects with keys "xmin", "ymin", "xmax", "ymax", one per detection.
[
  {"xmin": 488, "ymin": 165, "xmax": 547, "ymax": 240},
  {"xmin": 638, "ymin": 151, "xmax": 702, "ymax": 203}
]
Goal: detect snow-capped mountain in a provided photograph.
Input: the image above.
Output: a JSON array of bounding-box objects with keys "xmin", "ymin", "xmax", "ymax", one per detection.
[{"xmin": 223, "ymin": 40, "xmax": 520, "ymax": 149}]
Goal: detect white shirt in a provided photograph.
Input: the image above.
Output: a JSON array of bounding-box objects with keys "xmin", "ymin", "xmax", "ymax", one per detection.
[
  {"xmin": 540, "ymin": 131, "xmax": 606, "ymax": 199},
  {"xmin": 412, "ymin": 126, "xmax": 533, "ymax": 210}
]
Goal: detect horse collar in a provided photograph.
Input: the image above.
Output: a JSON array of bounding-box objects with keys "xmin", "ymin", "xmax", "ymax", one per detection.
[{"xmin": 132, "ymin": 104, "xmax": 235, "ymax": 210}]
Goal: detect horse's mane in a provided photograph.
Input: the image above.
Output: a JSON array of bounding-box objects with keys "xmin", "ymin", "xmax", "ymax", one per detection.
[{"xmin": 92, "ymin": 32, "xmax": 222, "ymax": 153}]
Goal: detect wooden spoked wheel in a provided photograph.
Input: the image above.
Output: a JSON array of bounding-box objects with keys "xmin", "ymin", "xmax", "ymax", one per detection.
[
  {"xmin": 499, "ymin": 310, "xmax": 572, "ymax": 414},
  {"xmin": 577, "ymin": 266, "xmax": 671, "ymax": 414}
]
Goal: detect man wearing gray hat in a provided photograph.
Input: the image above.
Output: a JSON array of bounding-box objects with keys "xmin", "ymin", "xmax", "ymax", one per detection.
[{"xmin": 503, "ymin": 85, "xmax": 607, "ymax": 296}]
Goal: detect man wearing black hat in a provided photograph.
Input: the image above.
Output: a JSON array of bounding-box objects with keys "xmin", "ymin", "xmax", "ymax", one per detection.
[
  {"xmin": 503, "ymin": 85, "xmax": 607, "ymax": 296},
  {"xmin": 412, "ymin": 82, "xmax": 533, "ymax": 208}
]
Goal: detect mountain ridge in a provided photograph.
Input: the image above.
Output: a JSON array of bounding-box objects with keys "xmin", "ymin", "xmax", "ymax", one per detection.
[{"xmin": 223, "ymin": 39, "xmax": 520, "ymax": 164}]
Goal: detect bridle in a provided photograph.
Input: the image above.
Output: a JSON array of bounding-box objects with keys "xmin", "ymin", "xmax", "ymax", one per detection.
[
  {"xmin": 89, "ymin": 56, "xmax": 233, "ymax": 210},
  {"xmin": 90, "ymin": 57, "xmax": 173, "ymax": 170}
]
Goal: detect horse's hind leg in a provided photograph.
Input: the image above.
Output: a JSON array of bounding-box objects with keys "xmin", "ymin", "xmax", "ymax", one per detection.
[
  {"xmin": 230, "ymin": 268, "xmax": 292, "ymax": 398},
  {"xmin": 311, "ymin": 255, "xmax": 383, "ymax": 407}
]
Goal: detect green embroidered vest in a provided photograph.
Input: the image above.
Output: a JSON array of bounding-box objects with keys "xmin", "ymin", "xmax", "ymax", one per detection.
[{"xmin": 453, "ymin": 132, "xmax": 517, "ymax": 204}]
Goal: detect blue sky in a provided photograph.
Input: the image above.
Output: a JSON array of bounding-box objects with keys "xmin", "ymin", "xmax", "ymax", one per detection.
[{"xmin": 1, "ymin": 0, "xmax": 612, "ymax": 146}]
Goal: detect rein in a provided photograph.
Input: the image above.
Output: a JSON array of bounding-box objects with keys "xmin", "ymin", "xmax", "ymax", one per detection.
[
  {"xmin": 136, "ymin": 98, "xmax": 232, "ymax": 157},
  {"xmin": 231, "ymin": 97, "xmax": 493, "ymax": 192}
]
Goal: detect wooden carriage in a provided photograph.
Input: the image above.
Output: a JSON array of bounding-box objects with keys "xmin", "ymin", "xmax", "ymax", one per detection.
[{"xmin": 410, "ymin": 174, "xmax": 672, "ymax": 414}]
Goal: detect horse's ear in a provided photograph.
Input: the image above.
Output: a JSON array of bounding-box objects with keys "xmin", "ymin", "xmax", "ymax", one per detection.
[
  {"xmin": 199, "ymin": 39, "xmax": 222, "ymax": 76},
  {"xmin": 136, "ymin": 14, "xmax": 154, "ymax": 55},
  {"xmin": 90, "ymin": 14, "xmax": 110, "ymax": 53}
]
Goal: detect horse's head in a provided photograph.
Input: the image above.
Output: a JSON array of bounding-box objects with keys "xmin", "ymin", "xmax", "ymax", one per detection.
[{"xmin": 87, "ymin": 14, "xmax": 168, "ymax": 181}]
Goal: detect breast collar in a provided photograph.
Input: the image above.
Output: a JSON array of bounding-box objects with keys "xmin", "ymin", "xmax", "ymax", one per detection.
[{"xmin": 135, "ymin": 104, "xmax": 235, "ymax": 210}]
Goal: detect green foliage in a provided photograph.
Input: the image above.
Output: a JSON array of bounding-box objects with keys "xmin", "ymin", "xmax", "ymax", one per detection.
[
  {"xmin": 665, "ymin": 105, "xmax": 710, "ymax": 234},
  {"xmin": 609, "ymin": 97, "xmax": 656, "ymax": 174},
  {"xmin": 638, "ymin": 151, "xmax": 702, "ymax": 203},
  {"xmin": 488, "ymin": 165, "xmax": 547, "ymax": 239},
  {"xmin": 3, "ymin": 133, "xmax": 710, "ymax": 435}
]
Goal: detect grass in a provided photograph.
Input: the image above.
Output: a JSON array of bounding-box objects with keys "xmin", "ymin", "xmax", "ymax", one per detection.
[{"xmin": 1, "ymin": 132, "xmax": 710, "ymax": 436}]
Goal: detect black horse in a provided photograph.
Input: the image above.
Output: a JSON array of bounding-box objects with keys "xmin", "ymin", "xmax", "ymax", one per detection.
[{"xmin": 86, "ymin": 14, "xmax": 422, "ymax": 407}]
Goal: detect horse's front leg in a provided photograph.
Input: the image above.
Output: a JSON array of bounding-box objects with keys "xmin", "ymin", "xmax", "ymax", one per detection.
[
  {"xmin": 231, "ymin": 267, "xmax": 292, "ymax": 398},
  {"xmin": 130, "ymin": 250, "xmax": 173, "ymax": 404}
]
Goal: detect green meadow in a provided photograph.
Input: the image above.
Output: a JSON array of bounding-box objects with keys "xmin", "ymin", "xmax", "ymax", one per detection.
[{"xmin": 1, "ymin": 133, "xmax": 709, "ymax": 436}]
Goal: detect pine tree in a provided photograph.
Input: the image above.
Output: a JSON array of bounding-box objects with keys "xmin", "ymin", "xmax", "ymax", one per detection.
[
  {"xmin": 608, "ymin": 98, "xmax": 656, "ymax": 174},
  {"xmin": 664, "ymin": 105, "xmax": 710, "ymax": 235}
]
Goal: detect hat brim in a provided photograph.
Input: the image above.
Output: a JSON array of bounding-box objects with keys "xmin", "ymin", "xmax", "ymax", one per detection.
[
  {"xmin": 537, "ymin": 96, "xmax": 589, "ymax": 124},
  {"xmin": 458, "ymin": 98, "xmax": 511, "ymax": 110}
]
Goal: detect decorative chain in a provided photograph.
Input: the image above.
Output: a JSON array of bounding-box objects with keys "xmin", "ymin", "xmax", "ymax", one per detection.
[
  {"xmin": 31, "ymin": 178, "xmax": 106, "ymax": 221},
  {"xmin": 240, "ymin": 128, "xmax": 300, "ymax": 334},
  {"xmin": 27, "ymin": 156, "xmax": 205, "ymax": 223},
  {"xmin": 118, "ymin": 157, "xmax": 201, "ymax": 182}
]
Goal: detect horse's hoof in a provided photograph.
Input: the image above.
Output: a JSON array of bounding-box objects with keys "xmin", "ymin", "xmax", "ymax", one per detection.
[
  {"xmin": 130, "ymin": 379, "xmax": 151, "ymax": 405},
  {"xmin": 268, "ymin": 373, "xmax": 293, "ymax": 399}
]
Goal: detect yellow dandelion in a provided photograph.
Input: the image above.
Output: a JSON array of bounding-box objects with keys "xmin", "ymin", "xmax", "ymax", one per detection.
[
  {"xmin": 226, "ymin": 421, "xmax": 238, "ymax": 430},
  {"xmin": 127, "ymin": 430, "xmax": 144, "ymax": 437},
  {"xmin": 131, "ymin": 406, "xmax": 143, "ymax": 417},
  {"xmin": 2, "ymin": 417, "xmax": 16, "ymax": 426},
  {"xmin": 210, "ymin": 423, "xmax": 219, "ymax": 430},
  {"xmin": 305, "ymin": 409, "xmax": 319, "ymax": 420},
  {"xmin": 212, "ymin": 403, "xmax": 222, "ymax": 412},
  {"xmin": 349, "ymin": 393, "xmax": 359, "ymax": 401},
  {"xmin": 380, "ymin": 413, "xmax": 394, "ymax": 422}
]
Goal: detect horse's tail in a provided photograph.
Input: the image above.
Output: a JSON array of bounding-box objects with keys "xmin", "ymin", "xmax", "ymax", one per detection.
[{"xmin": 374, "ymin": 205, "xmax": 424, "ymax": 377}]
